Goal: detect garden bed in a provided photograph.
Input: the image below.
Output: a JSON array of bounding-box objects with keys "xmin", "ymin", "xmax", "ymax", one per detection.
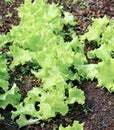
[{"xmin": 0, "ymin": 0, "xmax": 114, "ymax": 130}]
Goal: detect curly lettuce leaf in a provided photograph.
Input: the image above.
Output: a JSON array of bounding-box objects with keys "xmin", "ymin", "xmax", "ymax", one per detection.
[
  {"xmin": 9, "ymin": 45, "xmax": 35, "ymax": 69},
  {"xmin": 63, "ymin": 12, "xmax": 75, "ymax": 25},
  {"xmin": 12, "ymin": 86, "xmax": 68, "ymax": 127},
  {"xmin": 87, "ymin": 44, "xmax": 113, "ymax": 61},
  {"xmin": 96, "ymin": 59, "xmax": 114, "ymax": 92},
  {"xmin": 0, "ymin": 35, "xmax": 8, "ymax": 49},
  {"xmin": 0, "ymin": 84, "xmax": 21, "ymax": 109},
  {"xmin": 0, "ymin": 0, "xmax": 86, "ymax": 128},
  {"xmin": 0, "ymin": 55, "xmax": 9, "ymax": 91},
  {"xmin": 67, "ymin": 87, "xmax": 85, "ymax": 105},
  {"xmin": 16, "ymin": 115, "xmax": 39, "ymax": 128},
  {"xmin": 12, "ymin": 84, "xmax": 85, "ymax": 128},
  {"xmin": 59, "ymin": 121, "xmax": 84, "ymax": 130},
  {"xmin": 80, "ymin": 16, "xmax": 109, "ymax": 43},
  {"xmin": 81, "ymin": 15, "xmax": 114, "ymax": 92}
]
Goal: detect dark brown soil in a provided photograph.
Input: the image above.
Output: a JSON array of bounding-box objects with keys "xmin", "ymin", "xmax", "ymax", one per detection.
[
  {"xmin": 81, "ymin": 81, "xmax": 114, "ymax": 130},
  {"xmin": 0, "ymin": 0, "xmax": 114, "ymax": 130}
]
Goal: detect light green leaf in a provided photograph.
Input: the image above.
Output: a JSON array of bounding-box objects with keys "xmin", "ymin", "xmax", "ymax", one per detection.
[
  {"xmin": 87, "ymin": 44, "xmax": 112, "ymax": 61},
  {"xmin": 38, "ymin": 102, "xmax": 55, "ymax": 119},
  {"xmin": 67, "ymin": 87, "xmax": 85, "ymax": 105},
  {"xmin": 78, "ymin": 64, "xmax": 98, "ymax": 80},
  {"xmin": 0, "ymin": 35, "xmax": 8, "ymax": 49},
  {"xmin": 16, "ymin": 115, "xmax": 39, "ymax": 128},
  {"xmin": 64, "ymin": 12, "xmax": 75, "ymax": 25},
  {"xmin": 81, "ymin": 16, "xmax": 109, "ymax": 43},
  {"xmin": 9, "ymin": 45, "xmax": 35, "ymax": 69},
  {"xmin": 0, "ymin": 84, "xmax": 21, "ymax": 109},
  {"xmin": 96, "ymin": 59, "xmax": 114, "ymax": 92},
  {"xmin": 0, "ymin": 55, "xmax": 9, "ymax": 91},
  {"xmin": 59, "ymin": 121, "xmax": 84, "ymax": 130}
]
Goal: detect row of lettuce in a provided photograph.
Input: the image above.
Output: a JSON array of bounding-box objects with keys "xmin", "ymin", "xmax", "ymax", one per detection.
[{"xmin": 0, "ymin": 0, "xmax": 114, "ymax": 129}]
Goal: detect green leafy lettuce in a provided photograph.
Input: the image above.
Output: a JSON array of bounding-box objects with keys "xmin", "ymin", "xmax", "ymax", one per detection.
[
  {"xmin": 0, "ymin": 84, "xmax": 21, "ymax": 109},
  {"xmin": 80, "ymin": 16, "xmax": 114, "ymax": 92},
  {"xmin": 0, "ymin": 0, "xmax": 86, "ymax": 128},
  {"xmin": 0, "ymin": 54, "xmax": 9, "ymax": 92},
  {"xmin": 59, "ymin": 121, "xmax": 84, "ymax": 130}
]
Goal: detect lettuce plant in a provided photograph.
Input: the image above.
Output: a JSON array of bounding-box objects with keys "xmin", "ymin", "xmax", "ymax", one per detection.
[
  {"xmin": 80, "ymin": 16, "xmax": 114, "ymax": 92},
  {"xmin": 0, "ymin": 55, "xmax": 21, "ymax": 109},
  {"xmin": 0, "ymin": 0, "xmax": 86, "ymax": 128},
  {"xmin": 0, "ymin": 0, "xmax": 113, "ymax": 129},
  {"xmin": 59, "ymin": 121, "xmax": 84, "ymax": 130}
]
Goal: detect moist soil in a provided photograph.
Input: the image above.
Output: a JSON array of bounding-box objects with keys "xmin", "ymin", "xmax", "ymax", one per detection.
[{"xmin": 0, "ymin": 0, "xmax": 114, "ymax": 130}]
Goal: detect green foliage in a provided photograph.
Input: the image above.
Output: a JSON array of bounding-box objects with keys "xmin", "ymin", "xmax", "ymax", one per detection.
[
  {"xmin": 96, "ymin": 59, "xmax": 114, "ymax": 92},
  {"xmin": 4, "ymin": 0, "xmax": 14, "ymax": 2},
  {"xmin": 59, "ymin": 121, "xmax": 84, "ymax": 130},
  {"xmin": 0, "ymin": 84, "xmax": 21, "ymax": 109},
  {"xmin": 0, "ymin": 0, "xmax": 86, "ymax": 128},
  {"xmin": 0, "ymin": 114, "xmax": 4, "ymax": 120},
  {"xmin": 0, "ymin": 54, "xmax": 9, "ymax": 92},
  {"xmin": 79, "ymin": 2, "xmax": 88, "ymax": 9},
  {"xmin": 6, "ymin": 12, "xmax": 13, "ymax": 17},
  {"xmin": 0, "ymin": 35, "xmax": 8, "ymax": 49},
  {"xmin": 9, "ymin": 45, "xmax": 35, "ymax": 69},
  {"xmin": 12, "ymin": 85, "xmax": 85, "ymax": 127},
  {"xmin": 81, "ymin": 16, "xmax": 114, "ymax": 92},
  {"xmin": 81, "ymin": 16, "xmax": 109, "ymax": 43},
  {"xmin": 67, "ymin": 87, "xmax": 85, "ymax": 104},
  {"xmin": 0, "ymin": 54, "xmax": 21, "ymax": 111},
  {"xmin": 0, "ymin": 0, "xmax": 113, "ymax": 129}
]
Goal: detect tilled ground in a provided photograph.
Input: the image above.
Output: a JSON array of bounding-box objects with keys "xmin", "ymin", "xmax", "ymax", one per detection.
[{"xmin": 0, "ymin": 0, "xmax": 114, "ymax": 130}]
